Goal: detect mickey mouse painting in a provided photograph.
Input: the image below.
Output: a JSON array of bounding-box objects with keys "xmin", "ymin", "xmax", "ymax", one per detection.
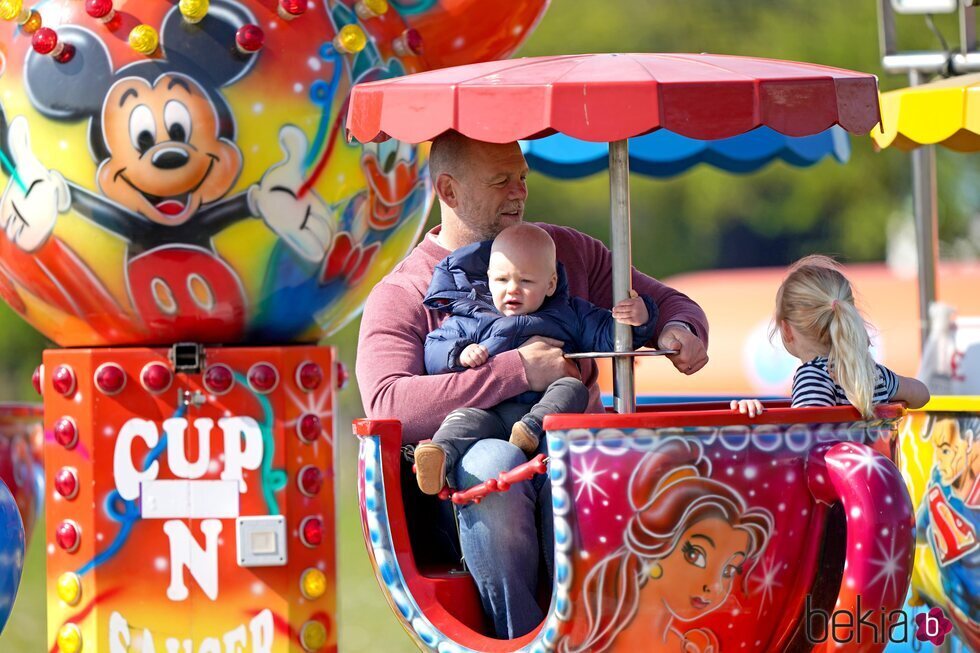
[{"xmin": 0, "ymin": 2, "xmax": 332, "ymax": 343}]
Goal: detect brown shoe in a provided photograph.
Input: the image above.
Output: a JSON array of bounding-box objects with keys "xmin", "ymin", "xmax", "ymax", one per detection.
[
  {"xmin": 509, "ymin": 421, "xmax": 540, "ymax": 456},
  {"xmin": 414, "ymin": 443, "xmax": 447, "ymax": 495}
]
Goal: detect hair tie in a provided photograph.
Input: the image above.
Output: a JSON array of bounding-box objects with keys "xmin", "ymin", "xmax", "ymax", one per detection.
[{"xmin": 831, "ymin": 299, "xmax": 839, "ymax": 311}]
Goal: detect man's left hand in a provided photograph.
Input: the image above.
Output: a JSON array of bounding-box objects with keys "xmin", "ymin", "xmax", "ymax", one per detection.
[{"xmin": 658, "ymin": 325, "xmax": 708, "ymax": 375}]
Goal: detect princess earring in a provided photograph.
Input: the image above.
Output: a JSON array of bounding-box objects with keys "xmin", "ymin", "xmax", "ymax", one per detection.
[{"xmin": 649, "ymin": 562, "xmax": 663, "ymax": 580}]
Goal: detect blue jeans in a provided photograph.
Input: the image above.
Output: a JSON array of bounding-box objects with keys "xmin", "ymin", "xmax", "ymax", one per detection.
[{"xmin": 451, "ymin": 437, "xmax": 553, "ymax": 639}]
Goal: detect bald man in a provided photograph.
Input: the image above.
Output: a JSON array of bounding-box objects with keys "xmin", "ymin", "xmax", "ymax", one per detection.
[{"xmin": 356, "ymin": 131, "xmax": 709, "ymax": 638}]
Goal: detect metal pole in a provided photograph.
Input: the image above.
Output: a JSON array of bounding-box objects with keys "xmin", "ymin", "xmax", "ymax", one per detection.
[
  {"xmin": 908, "ymin": 69, "xmax": 940, "ymax": 349},
  {"xmin": 609, "ymin": 139, "xmax": 635, "ymax": 413}
]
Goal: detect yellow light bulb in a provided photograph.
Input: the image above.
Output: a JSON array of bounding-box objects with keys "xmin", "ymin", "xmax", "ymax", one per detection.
[
  {"xmin": 334, "ymin": 24, "xmax": 367, "ymax": 54},
  {"xmin": 300, "ymin": 568, "xmax": 326, "ymax": 599},
  {"xmin": 21, "ymin": 8, "xmax": 40, "ymax": 32},
  {"xmin": 300, "ymin": 621, "xmax": 328, "ymax": 651},
  {"xmin": 57, "ymin": 624, "xmax": 82, "ymax": 653},
  {"xmin": 129, "ymin": 24, "xmax": 159, "ymax": 55},
  {"xmin": 178, "ymin": 0, "xmax": 209, "ymax": 23},
  {"xmin": 57, "ymin": 572, "xmax": 82, "ymax": 606},
  {"xmin": 355, "ymin": 0, "xmax": 388, "ymax": 19},
  {"xmin": 0, "ymin": 0, "xmax": 25, "ymax": 22}
]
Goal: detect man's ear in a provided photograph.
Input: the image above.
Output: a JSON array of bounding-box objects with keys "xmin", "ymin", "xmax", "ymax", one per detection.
[
  {"xmin": 435, "ymin": 173, "xmax": 458, "ymax": 209},
  {"xmin": 546, "ymin": 272, "xmax": 557, "ymax": 297}
]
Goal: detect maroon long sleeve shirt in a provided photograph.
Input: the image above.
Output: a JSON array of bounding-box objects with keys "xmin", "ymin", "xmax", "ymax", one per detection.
[{"xmin": 356, "ymin": 223, "xmax": 709, "ymax": 444}]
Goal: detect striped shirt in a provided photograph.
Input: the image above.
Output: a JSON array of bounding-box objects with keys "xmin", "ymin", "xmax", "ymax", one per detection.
[{"xmin": 791, "ymin": 356, "xmax": 899, "ymax": 409}]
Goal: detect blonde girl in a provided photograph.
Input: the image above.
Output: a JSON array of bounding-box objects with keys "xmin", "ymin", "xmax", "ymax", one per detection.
[{"xmin": 733, "ymin": 255, "xmax": 930, "ymax": 418}]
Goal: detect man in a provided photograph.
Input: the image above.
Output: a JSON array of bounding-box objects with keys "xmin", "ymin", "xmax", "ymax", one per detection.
[{"xmin": 356, "ymin": 131, "xmax": 708, "ymax": 638}]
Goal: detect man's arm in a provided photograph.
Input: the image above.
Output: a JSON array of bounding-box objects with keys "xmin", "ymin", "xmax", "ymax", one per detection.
[
  {"xmin": 356, "ymin": 282, "xmax": 530, "ymax": 444},
  {"xmin": 563, "ymin": 227, "xmax": 709, "ymax": 374}
]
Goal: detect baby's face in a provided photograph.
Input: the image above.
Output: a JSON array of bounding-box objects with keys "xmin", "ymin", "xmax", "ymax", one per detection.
[{"xmin": 488, "ymin": 250, "xmax": 556, "ymax": 316}]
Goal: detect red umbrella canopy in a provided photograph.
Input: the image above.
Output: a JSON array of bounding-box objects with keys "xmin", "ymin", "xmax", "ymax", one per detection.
[{"xmin": 347, "ymin": 53, "xmax": 881, "ymax": 144}]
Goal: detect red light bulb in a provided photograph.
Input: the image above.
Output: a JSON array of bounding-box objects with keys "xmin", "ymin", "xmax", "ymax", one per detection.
[
  {"xmin": 85, "ymin": 0, "xmax": 115, "ymax": 21},
  {"xmin": 297, "ymin": 465, "xmax": 323, "ymax": 497},
  {"xmin": 203, "ymin": 364, "xmax": 234, "ymax": 395},
  {"xmin": 53, "ymin": 43, "xmax": 75, "ymax": 63},
  {"xmin": 393, "ymin": 28, "xmax": 423, "ymax": 57},
  {"xmin": 278, "ymin": 0, "xmax": 306, "ymax": 18},
  {"xmin": 335, "ymin": 361, "xmax": 349, "ymax": 390},
  {"xmin": 236, "ymin": 24, "xmax": 264, "ymax": 53},
  {"xmin": 95, "ymin": 363, "xmax": 126, "ymax": 395},
  {"xmin": 51, "ymin": 365, "xmax": 76, "ymax": 396},
  {"xmin": 300, "ymin": 516, "xmax": 324, "ymax": 547},
  {"xmin": 296, "ymin": 361, "xmax": 322, "ymax": 392},
  {"xmin": 140, "ymin": 362, "xmax": 173, "ymax": 394},
  {"xmin": 32, "ymin": 27, "xmax": 59, "ymax": 55},
  {"xmin": 247, "ymin": 363, "xmax": 278, "ymax": 394},
  {"xmin": 296, "ymin": 413, "xmax": 321, "ymax": 443},
  {"xmin": 56, "ymin": 520, "xmax": 81, "ymax": 552},
  {"xmin": 32, "ymin": 365, "xmax": 42, "ymax": 395},
  {"xmin": 55, "ymin": 468, "xmax": 78, "ymax": 500},
  {"xmin": 53, "ymin": 417, "xmax": 78, "ymax": 449}
]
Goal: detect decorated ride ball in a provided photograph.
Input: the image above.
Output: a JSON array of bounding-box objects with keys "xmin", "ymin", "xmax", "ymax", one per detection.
[
  {"xmin": 0, "ymin": 0, "xmax": 548, "ymax": 346},
  {"xmin": 0, "ymin": 404, "xmax": 42, "ymax": 547}
]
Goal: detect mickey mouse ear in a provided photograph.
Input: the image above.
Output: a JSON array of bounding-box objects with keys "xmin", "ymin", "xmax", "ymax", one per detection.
[
  {"xmin": 25, "ymin": 27, "xmax": 113, "ymax": 121},
  {"xmin": 161, "ymin": 0, "xmax": 261, "ymax": 88}
]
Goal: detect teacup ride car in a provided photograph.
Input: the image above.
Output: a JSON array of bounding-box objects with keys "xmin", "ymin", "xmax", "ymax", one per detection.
[{"xmin": 350, "ymin": 53, "xmax": 917, "ymax": 653}]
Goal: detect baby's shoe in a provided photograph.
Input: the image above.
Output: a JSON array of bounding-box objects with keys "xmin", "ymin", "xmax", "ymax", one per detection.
[
  {"xmin": 414, "ymin": 443, "xmax": 447, "ymax": 495},
  {"xmin": 509, "ymin": 420, "xmax": 540, "ymax": 456}
]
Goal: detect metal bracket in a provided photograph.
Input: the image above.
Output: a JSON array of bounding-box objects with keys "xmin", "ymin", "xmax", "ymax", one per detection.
[
  {"xmin": 878, "ymin": 0, "xmax": 979, "ymax": 74},
  {"xmin": 169, "ymin": 342, "xmax": 204, "ymax": 373}
]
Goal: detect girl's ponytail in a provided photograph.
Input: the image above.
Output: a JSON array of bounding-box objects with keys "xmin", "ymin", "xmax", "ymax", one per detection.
[
  {"xmin": 826, "ymin": 298, "xmax": 877, "ymax": 418},
  {"xmin": 776, "ymin": 255, "xmax": 879, "ymax": 418}
]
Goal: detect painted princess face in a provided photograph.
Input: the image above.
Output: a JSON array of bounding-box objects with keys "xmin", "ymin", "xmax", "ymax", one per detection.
[{"xmin": 658, "ymin": 517, "xmax": 748, "ymax": 622}]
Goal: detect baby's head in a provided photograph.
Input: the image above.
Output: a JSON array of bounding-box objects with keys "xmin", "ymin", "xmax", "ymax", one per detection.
[{"xmin": 488, "ymin": 224, "xmax": 558, "ymax": 316}]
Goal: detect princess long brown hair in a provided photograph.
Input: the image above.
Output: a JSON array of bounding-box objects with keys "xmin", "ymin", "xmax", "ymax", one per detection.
[
  {"xmin": 561, "ymin": 439, "xmax": 772, "ymax": 653},
  {"xmin": 775, "ymin": 255, "xmax": 878, "ymax": 417}
]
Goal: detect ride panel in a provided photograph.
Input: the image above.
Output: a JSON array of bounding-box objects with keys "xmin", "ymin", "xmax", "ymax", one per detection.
[{"xmin": 41, "ymin": 345, "xmax": 337, "ymax": 652}]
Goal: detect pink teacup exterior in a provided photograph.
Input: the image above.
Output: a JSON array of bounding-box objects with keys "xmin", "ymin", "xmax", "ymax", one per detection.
[{"xmin": 550, "ymin": 420, "xmax": 915, "ymax": 653}]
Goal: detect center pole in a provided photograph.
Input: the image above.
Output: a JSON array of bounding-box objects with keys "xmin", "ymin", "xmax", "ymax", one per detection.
[
  {"xmin": 609, "ymin": 139, "xmax": 635, "ymax": 413},
  {"xmin": 908, "ymin": 69, "xmax": 940, "ymax": 350}
]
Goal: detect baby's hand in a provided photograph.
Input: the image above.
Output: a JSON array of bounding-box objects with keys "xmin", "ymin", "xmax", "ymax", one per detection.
[
  {"xmin": 730, "ymin": 399, "xmax": 765, "ymax": 418},
  {"xmin": 460, "ymin": 344, "xmax": 489, "ymax": 368},
  {"xmin": 612, "ymin": 291, "xmax": 648, "ymax": 326}
]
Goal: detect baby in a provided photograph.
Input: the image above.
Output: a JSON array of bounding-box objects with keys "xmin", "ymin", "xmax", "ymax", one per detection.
[{"xmin": 414, "ymin": 223, "xmax": 659, "ymax": 494}]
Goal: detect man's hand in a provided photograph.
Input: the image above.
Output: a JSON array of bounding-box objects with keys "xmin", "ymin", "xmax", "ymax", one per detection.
[
  {"xmin": 658, "ymin": 324, "xmax": 708, "ymax": 375},
  {"xmin": 517, "ymin": 336, "xmax": 579, "ymax": 391},
  {"xmin": 611, "ymin": 291, "xmax": 648, "ymax": 326},
  {"xmin": 459, "ymin": 343, "xmax": 489, "ymax": 368}
]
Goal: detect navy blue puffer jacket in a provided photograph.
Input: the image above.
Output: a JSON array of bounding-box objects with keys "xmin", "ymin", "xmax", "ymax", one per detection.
[{"xmin": 423, "ymin": 241, "xmax": 658, "ymax": 377}]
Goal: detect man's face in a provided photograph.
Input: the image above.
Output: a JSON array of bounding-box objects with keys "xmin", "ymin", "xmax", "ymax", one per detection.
[{"xmin": 452, "ymin": 141, "xmax": 529, "ymax": 241}]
